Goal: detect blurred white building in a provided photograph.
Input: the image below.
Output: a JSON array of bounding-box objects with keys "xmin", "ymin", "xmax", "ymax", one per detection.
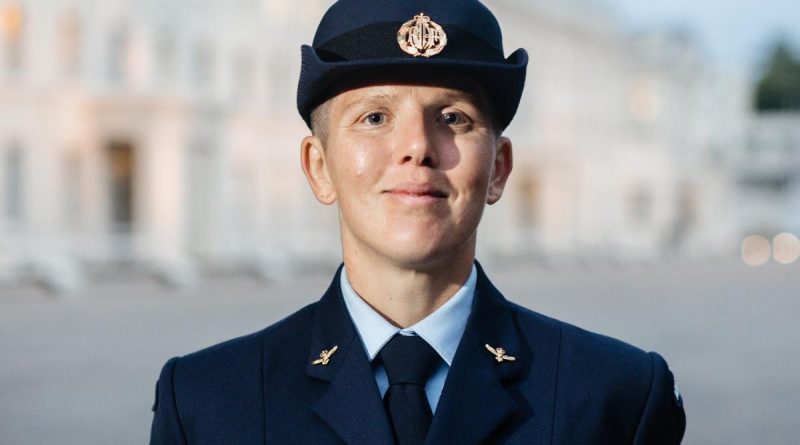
[
  {"xmin": 733, "ymin": 112, "xmax": 800, "ymax": 236},
  {"xmin": 0, "ymin": 0, "xmax": 336, "ymax": 291},
  {"xmin": 0, "ymin": 0, "xmax": 750, "ymax": 291},
  {"xmin": 482, "ymin": 0, "xmax": 743, "ymax": 261}
]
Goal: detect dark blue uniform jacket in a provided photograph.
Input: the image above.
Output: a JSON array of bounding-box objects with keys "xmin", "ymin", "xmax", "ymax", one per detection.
[{"xmin": 150, "ymin": 264, "xmax": 686, "ymax": 444}]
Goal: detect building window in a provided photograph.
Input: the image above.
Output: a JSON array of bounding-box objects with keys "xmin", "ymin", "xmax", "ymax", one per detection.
[
  {"xmin": 154, "ymin": 27, "xmax": 176, "ymax": 84},
  {"xmin": 232, "ymin": 48, "xmax": 255, "ymax": 101},
  {"xmin": 517, "ymin": 170, "xmax": 542, "ymax": 228},
  {"xmin": 628, "ymin": 77, "xmax": 661, "ymax": 124},
  {"xmin": 108, "ymin": 141, "xmax": 135, "ymax": 231},
  {"xmin": 191, "ymin": 42, "xmax": 215, "ymax": 90},
  {"xmin": 108, "ymin": 24, "xmax": 130, "ymax": 83},
  {"xmin": 59, "ymin": 9, "xmax": 81, "ymax": 78},
  {"xmin": 185, "ymin": 138, "xmax": 216, "ymax": 256},
  {"xmin": 627, "ymin": 185, "xmax": 653, "ymax": 226},
  {"xmin": 4, "ymin": 143, "xmax": 24, "ymax": 222},
  {"xmin": 1, "ymin": 2, "xmax": 24, "ymax": 73},
  {"xmin": 668, "ymin": 183, "xmax": 697, "ymax": 248},
  {"xmin": 63, "ymin": 151, "xmax": 83, "ymax": 229}
]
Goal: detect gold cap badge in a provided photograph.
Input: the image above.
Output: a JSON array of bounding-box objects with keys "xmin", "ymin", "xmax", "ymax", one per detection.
[
  {"xmin": 485, "ymin": 344, "xmax": 516, "ymax": 363},
  {"xmin": 397, "ymin": 13, "xmax": 447, "ymax": 58}
]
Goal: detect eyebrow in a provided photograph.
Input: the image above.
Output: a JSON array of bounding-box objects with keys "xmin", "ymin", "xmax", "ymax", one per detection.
[
  {"xmin": 437, "ymin": 90, "xmax": 481, "ymax": 105},
  {"xmin": 339, "ymin": 94, "xmax": 395, "ymax": 112},
  {"xmin": 341, "ymin": 90, "xmax": 482, "ymax": 112}
]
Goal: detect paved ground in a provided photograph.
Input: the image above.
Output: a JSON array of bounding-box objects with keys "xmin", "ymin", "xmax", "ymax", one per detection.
[{"xmin": 1, "ymin": 257, "xmax": 798, "ymax": 444}]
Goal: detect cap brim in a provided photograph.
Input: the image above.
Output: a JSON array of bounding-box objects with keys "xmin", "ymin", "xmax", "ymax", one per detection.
[{"xmin": 297, "ymin": 45, "xmax": 528, "ymax": 131}]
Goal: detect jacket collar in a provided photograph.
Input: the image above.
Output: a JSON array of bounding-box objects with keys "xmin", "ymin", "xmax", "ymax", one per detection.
[
  {"xmin": 424, "ymin": 261, "xmax": 531, "ymax": 444},
  {"xmin": 340, "ymin": 264, "xmax": 476, "ymax": 365},
  {"xmin": 306, "ymin": 265, "xmax": 395, "ymax": 445},
  {"xmin": 305, "ymin": 262, "xmax": 536, "ymax": 445}
]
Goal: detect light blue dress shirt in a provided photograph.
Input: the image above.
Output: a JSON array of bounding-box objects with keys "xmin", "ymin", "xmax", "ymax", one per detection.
[{"xmin": 340, "ymin": 265, "xmax": 476, "ymax": 413}]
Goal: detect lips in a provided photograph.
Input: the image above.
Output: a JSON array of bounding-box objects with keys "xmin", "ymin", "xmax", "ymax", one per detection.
[{"xmin": 385, "ymin": 183, "xmax": 448, "ymax": 198}]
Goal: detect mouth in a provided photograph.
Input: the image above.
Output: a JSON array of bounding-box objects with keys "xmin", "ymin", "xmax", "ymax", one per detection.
[
  {"xmin": 385, "ymin": 184, "xmax": 449, "ymax": 199},
  {"xmin": 384, "ymin": 184, "xmax": 449, "ymax": 205}
]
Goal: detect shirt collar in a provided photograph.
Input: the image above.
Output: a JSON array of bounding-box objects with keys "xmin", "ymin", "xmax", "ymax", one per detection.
[{"xmin": 340, "ymin": 265, "xmax": 476, "ymax": 366}]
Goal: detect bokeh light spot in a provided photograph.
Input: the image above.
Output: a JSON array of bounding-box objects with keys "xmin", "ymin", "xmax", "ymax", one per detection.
[
  {"xmin": 772, "ymin": 233, "xmax": 800, "ymax": 265},
  {"xmin": 741, "ymin": 235, "xmax": 771, "ymax": 266}
]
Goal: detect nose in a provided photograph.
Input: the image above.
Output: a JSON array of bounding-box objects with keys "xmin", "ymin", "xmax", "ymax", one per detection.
[{"xmin": 392, "ymin": 111, "xmax": 439, "ymax": 168}]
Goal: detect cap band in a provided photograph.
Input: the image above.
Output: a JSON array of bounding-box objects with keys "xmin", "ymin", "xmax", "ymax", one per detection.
[{"xmin": 316, "ymin": 23, "xmax": 505, "ymax": 64}]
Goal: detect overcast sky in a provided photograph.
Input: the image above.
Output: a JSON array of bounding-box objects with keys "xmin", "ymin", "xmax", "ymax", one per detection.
[{"xmin": 602, "ymin": 0, "xmax": 800, "ymax": 75}]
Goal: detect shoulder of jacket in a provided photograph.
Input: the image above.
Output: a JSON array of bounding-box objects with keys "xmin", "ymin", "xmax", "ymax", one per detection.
[
  {"xmin": 172, "ymin": 301, "xmax": 318, "ymax": 379},
  {"xmin": 510, "ymin": 302, "xmax": 653, "ymax": 376}
]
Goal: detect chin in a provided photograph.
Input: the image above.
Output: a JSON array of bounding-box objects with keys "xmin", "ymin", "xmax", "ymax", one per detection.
[{"xmin": 381, "ymin": 236, "xmax": 471, "ymax": 269}]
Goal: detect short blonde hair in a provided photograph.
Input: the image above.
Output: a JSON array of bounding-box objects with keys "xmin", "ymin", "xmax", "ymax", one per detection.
[{"xmin": 309, "ymin": 100, "xmax": 331, "ymax": 144}]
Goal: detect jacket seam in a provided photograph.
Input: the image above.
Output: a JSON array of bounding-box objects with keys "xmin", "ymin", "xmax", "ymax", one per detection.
[
  {"xmin": 632, "ymin": 352, "xmax": 656, "ymax": 442},
  {"xmin": 549, "ymin": 321, "xmax": 563, "ymax": 445},
  {"xmin": 261, "ymin": 333, "xmax": 268, "ymax": 444},
  {"xmin": 170, "ymin": 357, "xmax": 190, "ymax": 445}
]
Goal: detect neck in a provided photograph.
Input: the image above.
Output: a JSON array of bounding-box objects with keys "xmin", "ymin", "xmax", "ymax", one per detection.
[{"xmin": 342, "ymin": 245, "xmax": 475, "ymax": 329}]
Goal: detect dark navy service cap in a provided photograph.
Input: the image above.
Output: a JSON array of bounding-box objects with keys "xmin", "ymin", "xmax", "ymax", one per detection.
[{"xmin": 297, "ymin": 0, "xmax": 528, "ymax": 131}]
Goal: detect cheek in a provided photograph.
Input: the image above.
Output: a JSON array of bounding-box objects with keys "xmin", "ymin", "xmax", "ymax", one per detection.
[
  {"xmin": 350, "ymin": 148, "xmax": 370, "ymax": 179},
  {"xmin": 460, "ymin": 151, "xmax": 495, "ymax": 191},
  {"xmin": 446, "ymin": 135, "xmax": 496, "ymax": 185},
  {"xmin": 332, "ymin": 140, "xmax": 385, "ymax": 197}
]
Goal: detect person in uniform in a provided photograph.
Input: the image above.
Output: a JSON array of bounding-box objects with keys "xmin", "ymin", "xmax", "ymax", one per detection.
[{"xmin": 150, "ymin": 0, "xmax": 686, "ymax": 444}]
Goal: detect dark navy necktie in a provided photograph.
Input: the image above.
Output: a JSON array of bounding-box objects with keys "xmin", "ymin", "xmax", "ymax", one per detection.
[{"xmin": 378, "ymin": 334, "xmax": 442, "ymax": 445}]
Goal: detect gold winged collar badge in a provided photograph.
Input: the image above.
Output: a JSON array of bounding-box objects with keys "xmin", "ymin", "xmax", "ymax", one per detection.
[
  {"xmin": 485, "ymin": 344, "xmax": 516, "ymax": 363},
  {"xmin": 312, "ymin": 345, "xmax": 338, "ymax": 366}
]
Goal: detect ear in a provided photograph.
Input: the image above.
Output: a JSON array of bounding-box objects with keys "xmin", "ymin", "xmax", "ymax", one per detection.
[
  {"xmin": 300, "ymin": 135, "xmax": 337, "ymax": 205},
  {"xmin": 487, "ymin": 136, "xmax": 513, "ymax": 205}
]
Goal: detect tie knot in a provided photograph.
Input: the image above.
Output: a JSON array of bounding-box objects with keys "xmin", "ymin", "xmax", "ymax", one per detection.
[{"xmin": 378, "ymin": 334, "xmax": 441, "ymax": 386}]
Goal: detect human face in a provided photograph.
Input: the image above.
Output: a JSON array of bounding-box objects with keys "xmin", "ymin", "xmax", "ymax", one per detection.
[{"xmin": 301, "ymin": 80, "xmax": 513, "ymax": 270}]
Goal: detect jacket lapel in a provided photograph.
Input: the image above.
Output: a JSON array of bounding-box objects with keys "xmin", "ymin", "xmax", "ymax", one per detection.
[
  {"xmin": 306, "ymin": 266, "xmax": 395, "ymax": 445},
  {"xmin": 425, "ymin": 263, "xmax": 532, "ymax": 445}
]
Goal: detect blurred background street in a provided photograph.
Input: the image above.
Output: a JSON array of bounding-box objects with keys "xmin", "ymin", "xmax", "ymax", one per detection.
[{"xmin": 1, "ymin": 257, "xmax": 798, "ymax": 444}]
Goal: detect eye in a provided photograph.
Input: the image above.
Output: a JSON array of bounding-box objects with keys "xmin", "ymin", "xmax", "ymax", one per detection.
[
  {"xmin": 364, "ymin": 112, "xmax": 386, "ymax": 125},
  {"xmin": 440, "ymin": 111, "xmax": 468, "ymax": 126}
]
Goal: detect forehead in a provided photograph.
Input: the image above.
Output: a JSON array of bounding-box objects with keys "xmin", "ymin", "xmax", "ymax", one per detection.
[
  {"xmin": 323, "ymin": 68, "xmax": 492, "ymax": 112},
  {"xmin": 332, "ymin": 83, "xmax": 483, "ymax": 109}
]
